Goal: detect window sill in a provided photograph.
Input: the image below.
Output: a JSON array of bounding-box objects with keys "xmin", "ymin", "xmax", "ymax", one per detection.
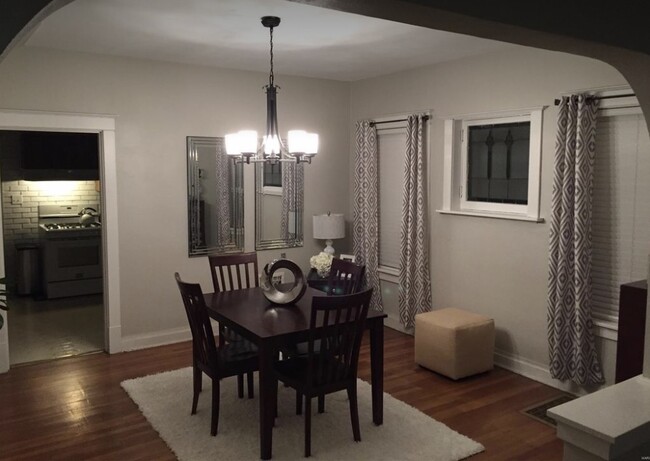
[
  {"xmin": 378, "ymin": 266, "xmax": 399, "ymax": 284},
  {"xmin": 262, "ymin": 186, "xmax": 282, "ymax": 196},
  {"xmin": 436, "ymin": 209, "xmax": 544, "ymax": 223},
  {"xmin": 593, "ymin": 319, "xmax": 618, "ymax": 341}
]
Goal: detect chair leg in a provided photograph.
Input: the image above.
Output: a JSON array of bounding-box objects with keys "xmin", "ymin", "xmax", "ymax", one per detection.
[
  {"xmin": 237, "ymin": 374, "xmax": 244, "ymax": 398},
  {"xmin": 347, "ymin": 384, "xmax": 361, "ymax": 442},
  {"xmin": 247, "ymin": 371, "xmax": 254, "ymax": 399},
  {"xmin": 296, "ymin": 391, "xmax": 302, "ymax": 415},
  {"xmin": 211, "ymin": 378, "xmax": 220, "ymax": 436},
  {"xmin": 191, "ymin": 364, "xmax": 201, "ymax": 415},
  {"xmin": 304, "ymin": 396, "xmax": 312, "ymax": 457},
  {"xmin": 318, "ymin": 394, "xmax": 325, "ymax": 414}
]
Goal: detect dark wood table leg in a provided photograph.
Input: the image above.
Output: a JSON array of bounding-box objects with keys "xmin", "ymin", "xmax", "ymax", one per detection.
[
  {"xmin": 259, "ymin": 342, "xmax": 274, "ymax": 460},
  {"xmin": 369, "ymin": 319, "xmax": 384, "ymax": 425}
]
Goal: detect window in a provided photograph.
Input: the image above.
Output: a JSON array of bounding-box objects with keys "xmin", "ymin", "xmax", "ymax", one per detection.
[
  {"xmin": 465, "ymin": 121, "xmax": 529, "ymax": 205},
  {"xmin": 591, "ymin": 109, "xmax": 650, "ymax": 329},
  {"xmin": 263, "ymin": 162, "xmax": 282, "ymax": 187},
  {"xmin": 440, "ymin": 108, "xmax": 544, "ymax": 221},
  {"xmin": 377, "ymin": 124, "xmax": 406, "ymax": 271}
]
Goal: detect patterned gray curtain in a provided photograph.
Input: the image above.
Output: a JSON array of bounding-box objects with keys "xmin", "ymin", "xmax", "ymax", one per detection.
[
  {"xmin": 547, "ymin": 94, "xmax": 604, "ymax": 385},
  {"xmin": 353, "ymin": 120, "xmax": 382, "ymax": 312},
  {"xmin": 281, "ymin": 162, "xmax": 304, "ymax": 240},
  {"xmin": 399, "ymin": 114, "xmax": 432, "ymax": 328},
  {"xmin": 189, "ymin": 157, "xmax": 201, "ymax": 248},
  {"xmin": 214, "ymin": 143, "xmax": 232, "ymax": 247}
]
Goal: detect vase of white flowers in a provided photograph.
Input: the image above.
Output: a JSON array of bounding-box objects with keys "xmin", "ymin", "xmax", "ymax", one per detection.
[{"xmin": 309, "ymin": 252, "xmax": 333, "ymax": 278}]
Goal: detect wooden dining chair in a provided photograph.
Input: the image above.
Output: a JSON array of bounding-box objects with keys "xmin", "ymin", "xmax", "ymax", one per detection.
[
  {"xmin": 327, "ymin": 258, "xmax": 366, "ymax": 295},
  {"xmin": 208, "ymin": 252, "xmax": 259, "ymax": 399},
  {"xmin": 175, "ymin": 273, "xmax": 259, "ymax": 436},
  {"xmin": 290, "ymin": 257, "xmax": 367, "ymax": 414},
  {"xmin": 273, "ymin": 289, "xmax": 373, "ymax": 457}
]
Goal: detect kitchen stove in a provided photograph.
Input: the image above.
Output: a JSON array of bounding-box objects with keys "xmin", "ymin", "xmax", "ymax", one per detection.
[
  {"xmin": 40, "ymin": 222, "xmax": 101, "ymax": 231},
  {"xmin": 38, "ymin": 204, "xmax": 103, "ymax": 299}
]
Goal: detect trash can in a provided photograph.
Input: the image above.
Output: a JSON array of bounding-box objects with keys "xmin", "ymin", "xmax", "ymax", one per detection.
[{"xmin": 16, "ymin": 243, "xmax": 40, "ymax": 296}]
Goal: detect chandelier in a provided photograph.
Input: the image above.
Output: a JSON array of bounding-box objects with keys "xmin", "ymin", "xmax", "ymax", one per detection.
[{"xmin": 225, "ymin": 16, "xmax": 318, "ymax": 164}]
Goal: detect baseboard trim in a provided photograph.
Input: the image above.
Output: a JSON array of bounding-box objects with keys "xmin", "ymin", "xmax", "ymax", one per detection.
[
  {"xmin": 494, "ymin": 348, "xmax": 591, "ymax": 395},
  {"xmin": 384, "ymin": 315, "xmax": 413, "ymax": 335},
  {"xmin": 121, "ymin": 326, "xmax": 192, "ymax": 352}
]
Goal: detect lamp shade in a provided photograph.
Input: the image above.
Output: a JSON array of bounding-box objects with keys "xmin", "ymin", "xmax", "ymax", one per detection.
[{"xmin": 313, "ymin": 213, "xmax": 345, "ymax": 240}]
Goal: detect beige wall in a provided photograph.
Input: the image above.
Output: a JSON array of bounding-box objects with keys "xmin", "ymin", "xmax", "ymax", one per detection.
[
  {"xmin": 0, "ymin": 46, "xmax": 350, "ymax": 341},
  {"xmin": 349, "ymin": 47, "xmax": 631, "ymax": 388}
]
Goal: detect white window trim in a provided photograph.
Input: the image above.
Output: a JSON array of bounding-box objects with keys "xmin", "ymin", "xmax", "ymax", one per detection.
[{"xmin": 439, "ymin": 106, "xmax": 545, "ymax": 222}]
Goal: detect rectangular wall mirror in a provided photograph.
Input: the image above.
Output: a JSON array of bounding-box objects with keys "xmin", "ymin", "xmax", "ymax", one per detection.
[
  {"xmin": 255, "ymin": 161, "xmax": 303, "ymax": 250},
  {"xmin": 187, "ymin": 136, "xmax": 244, "ymax": 256}
]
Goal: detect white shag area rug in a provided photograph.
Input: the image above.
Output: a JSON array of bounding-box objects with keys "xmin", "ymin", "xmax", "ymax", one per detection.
[{"xmin": 121, "ymin": 367, "xmax": 484, "ymax": 461}]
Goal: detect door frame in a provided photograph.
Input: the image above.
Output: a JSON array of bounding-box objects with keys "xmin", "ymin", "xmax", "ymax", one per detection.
[{"xmin": 0, "ymin": 109, "xmax": 122, "ymax": 372}]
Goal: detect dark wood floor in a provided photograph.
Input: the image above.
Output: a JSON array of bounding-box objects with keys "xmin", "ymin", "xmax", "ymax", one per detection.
[{"xmin": 0, "ymin": 327, "xmax": 564, "ymax": 460}]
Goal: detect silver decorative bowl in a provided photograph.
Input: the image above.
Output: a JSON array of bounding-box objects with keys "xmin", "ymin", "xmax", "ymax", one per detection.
[{"xmin": 260, "ymin": 259, "xmax": 307, "ymax": 305}]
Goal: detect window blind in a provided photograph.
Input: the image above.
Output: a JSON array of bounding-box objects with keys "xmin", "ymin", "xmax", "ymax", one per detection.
[
  {"xmin": 378, "ymin": 128, "xmax": 406, "ymax": 269},
  {"xmin": 591, "ymin": 112, "xmax": 650, "ymax": 324}
]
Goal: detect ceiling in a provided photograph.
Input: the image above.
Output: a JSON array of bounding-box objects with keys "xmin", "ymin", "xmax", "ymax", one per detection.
[{"xmin": 23, "ymin": 0, "xmax": 517, "ymax": 82}]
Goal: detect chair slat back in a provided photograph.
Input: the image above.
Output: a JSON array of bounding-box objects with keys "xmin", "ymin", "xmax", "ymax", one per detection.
[
  {"xmin": 175, "ymin": 273, "xmax": 218, "ymax": 369},
  {"xmin": 307, "ymin": 289, "xmax": 373, "ymax": 390},
  {"xmin": 327, "ymin": 258, "xmax": 366, "ymax": 295},
  {"xmin": 208, "ymin": 252, "xmax": 259, "ymax": 292}
]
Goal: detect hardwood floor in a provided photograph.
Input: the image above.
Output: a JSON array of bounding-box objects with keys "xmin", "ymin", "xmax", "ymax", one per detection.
[{"xmin": 0, "ymin": 327, "xmax": 564, "ymax": 460}]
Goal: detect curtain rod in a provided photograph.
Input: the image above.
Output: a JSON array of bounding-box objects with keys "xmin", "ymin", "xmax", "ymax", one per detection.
[
  {"xmin": 369, "ymin": 115, "xmax": 430, "ymax": 127},
  {"xmin": 553, "ymin": 93, "xmax": 636, "ymax": 106}
]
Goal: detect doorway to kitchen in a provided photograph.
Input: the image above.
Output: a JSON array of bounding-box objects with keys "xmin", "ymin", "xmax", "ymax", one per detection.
[
  {"xmin": 0, "ymin": 109, "xmax": 121, "ymax": 373},
  {"xmin": 0, "ymin": 130, "xmax": 104, "ymax": 365}
]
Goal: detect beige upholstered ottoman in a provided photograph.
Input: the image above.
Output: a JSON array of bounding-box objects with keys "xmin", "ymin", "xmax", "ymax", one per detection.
[{"xmin": 415, "ymin": 308, "xmax": 495, "ymax": 380}]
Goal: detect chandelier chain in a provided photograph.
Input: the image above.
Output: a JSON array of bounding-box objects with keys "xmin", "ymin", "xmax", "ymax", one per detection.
[{"xmin": 269, "ymin": 26, "xmax": 274, "ymax": 86}]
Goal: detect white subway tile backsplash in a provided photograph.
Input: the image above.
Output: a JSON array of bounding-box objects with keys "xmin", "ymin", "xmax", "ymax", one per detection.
[{"xmin": 2, "ymin": 178, "xmax": 100, "ymax": 245}]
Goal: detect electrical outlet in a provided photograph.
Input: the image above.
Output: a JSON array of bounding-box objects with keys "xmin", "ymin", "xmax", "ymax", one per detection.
[
  {"xmin": 11, "ymin": 194, "xmax": 22, "ymax": 205},
  {"xmin": 280, "ymin": 252, "xmax": 286, "ymax": 259},
  {"xmin": 272, "ymin": 273, "xmax": 283, "ymax": 285}
]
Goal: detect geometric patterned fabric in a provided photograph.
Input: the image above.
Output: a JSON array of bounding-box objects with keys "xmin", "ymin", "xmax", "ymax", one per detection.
[
  {"xmin": 399, "ymin": 114, "xmax": 432, "ymax": 328},
  {"xmin": 214, "ymin": 142, "xmax": 233, "ymax": 247},
  {"xmin": 281, "ymin": 161, "xmax": 304, "ymax": 240},
  {"xmin": 547, "ymin": 94, "xmax": 605, "ymax": 385},
  {"xmin": 353, "ymin": 120, "xmax": 383, "ymax": 312}
]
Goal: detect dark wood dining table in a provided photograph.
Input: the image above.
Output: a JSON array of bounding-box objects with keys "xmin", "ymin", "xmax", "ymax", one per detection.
[{"xmin": 204, "ymin": 286, "xmax": 387, "ymax": 460}]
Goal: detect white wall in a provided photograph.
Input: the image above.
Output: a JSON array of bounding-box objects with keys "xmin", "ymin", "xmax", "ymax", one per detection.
[
  {"xmin": 0, "ymin": 46, "xmax": 350, "ymax": 344},
  {"xmin": 349, "ymin": 47, "xmax": 631, "ymax": 389}
]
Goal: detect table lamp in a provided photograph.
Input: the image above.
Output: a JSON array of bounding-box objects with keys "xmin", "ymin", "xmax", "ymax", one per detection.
[{"xmin": 313, "ymin": 212, "xmax": 345, "ymax": 255}]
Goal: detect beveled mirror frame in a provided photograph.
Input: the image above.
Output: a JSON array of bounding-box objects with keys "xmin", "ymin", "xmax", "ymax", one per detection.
[
  {"xmin": 187, "ymin": 136, "xmax": 244, "ymax": 257},
  {"xmin": 255, "ymin": 161, "xmax": 304, "ymax": 250}
]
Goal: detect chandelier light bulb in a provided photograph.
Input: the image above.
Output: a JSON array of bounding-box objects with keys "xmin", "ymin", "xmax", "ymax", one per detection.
[
  {"xmin": 225, "ymin": 132, "xmax": 241, "ymax": 156},
  {"xmin": 305, "ymin": 133, "xmax": 319, "ymax": 155},
  {"xmin": 288, "ymin": 130, "xmax": 307, "ymax": 154},
  {"xmin": 239, "ymin": 130, "xmax": 258, "ymax": 154},
  {"xmin": 263, "ymin": 134, "xmax": 281, "ymax": 156}
]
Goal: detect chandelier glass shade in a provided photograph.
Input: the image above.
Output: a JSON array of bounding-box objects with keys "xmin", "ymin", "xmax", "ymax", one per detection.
[{"xmin": 225, "ymin": 16, "xmax": 318, "ymax": 164}]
